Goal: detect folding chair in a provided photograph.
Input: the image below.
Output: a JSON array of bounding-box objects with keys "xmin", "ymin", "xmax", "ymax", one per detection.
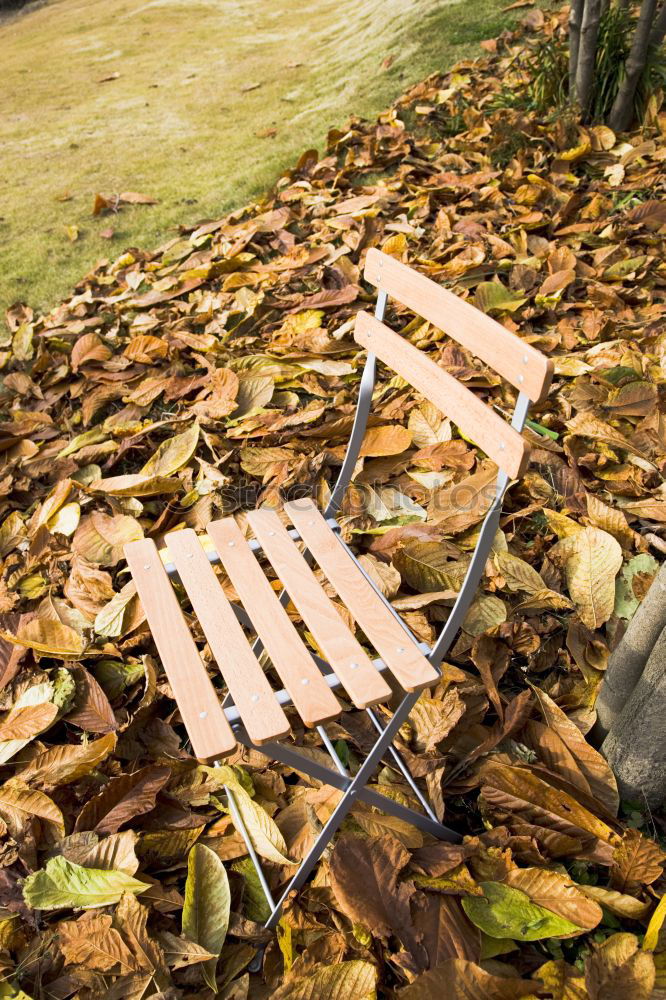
[{"xmin": 124, "ymin": 249, "xmax": 553, "ymax": 951}]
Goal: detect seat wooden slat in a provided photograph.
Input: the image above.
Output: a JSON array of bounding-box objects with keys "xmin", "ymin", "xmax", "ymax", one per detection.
[
  {"xmin": 285, "ymin": 499, "xmax": 439, "ymax": 693},
  {"xmin": 206, "ymin": 517, "xmax": 342, "ymax": 728},
  {"xmin": 355, "ymin": 310, "xmax": 529, "ymax": 480},
  {"xmin": 124, "ymin": 538, "xmax": 236, "ymax": 761},
  {"xmin": 165, "ymin": 529, "xmax": 291, "ymax": 745},
  {"xmin": 247, "ymin": 508, "xmax": 393, "ymax": 709},
  {"xmin": 364, "ymin": 248, "xmax": 553, "ymax": 403}
]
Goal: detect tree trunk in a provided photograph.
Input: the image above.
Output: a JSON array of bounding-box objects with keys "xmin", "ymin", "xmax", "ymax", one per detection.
[
  {"xmin": 569, "ymin": 0, "xmax": 586, "ymax": 101},
  {"xmin": 576, "ymin": 0, "xmax": 603, "ymax": 118},
  {"xmin": 608, "ymin": 0, "xmax": 659, "ymax": 131},
  {"xmin": 601, "ymin": 623, "xmax": 666, "ymax": 808},
  {"xmin": 649, "ymin": 2, "xmax": 666, "ymax": 48},
  {"xmin": 594, "ymin": 562, "xmax": 666, "ymax": 741}
]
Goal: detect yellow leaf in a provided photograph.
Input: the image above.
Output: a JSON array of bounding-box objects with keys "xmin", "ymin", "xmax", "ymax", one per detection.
[
  {"xmin": 550, "ymin": 527, "xmax": 622, "ymax": 628},
  {"xmin": 359, "ymin": 424, "xmax": 412, "ymax": 457},
  {"xmin": 72, "ymin": 512, "xmax": 143, "ymax": 566},
  {"xmin": 0, "ymin": 619, "xmax": 84, "ymax": 659},
  {"xmin": 579, "ymin": 884, "xmax": 650, "ymax": 920},
  {"xmin": 224, "ymin": 779, "xmax": 296, "ymax": 866},
  {"xmin": 275, "ymin": 960, "xmax": 377, "ymax": 1000},
  {"xmin": 47, "ymin": 502, "xmax": 81, "ymax": 537},
  {"xmin": 140, "ymin": 422, "xmax": 200, "ymax": 478},
  {"xmin": 643, "ymin": 893, "xmax": 666, "ymax": 951}
]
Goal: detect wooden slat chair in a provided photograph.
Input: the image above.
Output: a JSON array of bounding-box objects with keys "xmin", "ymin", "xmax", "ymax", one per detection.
[{"xmin": 125, "ymin": 249, "xmax": 553, "ymax": 945}]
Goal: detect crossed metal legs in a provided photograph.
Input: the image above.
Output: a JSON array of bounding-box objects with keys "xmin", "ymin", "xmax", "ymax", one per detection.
[{"xmin": 222, "ymin": 687, "xmax": 460, "ymax": 968}]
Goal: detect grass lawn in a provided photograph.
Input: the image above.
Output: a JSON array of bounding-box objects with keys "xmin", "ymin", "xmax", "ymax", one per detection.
[{"xmin": 0, "ymin": 0, "xmax": 524, "ymax": 326}]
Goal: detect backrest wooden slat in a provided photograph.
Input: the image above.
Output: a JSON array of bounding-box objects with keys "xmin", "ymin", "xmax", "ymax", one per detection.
[
  {"xmin": 165, "ymin": 529, "xmax": 291, "ymax": 745},
  {"xmin": 364, "ymin": 248, "xmax": 553, "ymax": 403},
  {"xmin": 354, "ymin": 310, "xmax": 529, "ymax": 479},
  {"xmin": 285, "ymin": 499, "xmax": 439, "ymax": 693},
  {"xmin": 125, "ymin": 538, "xmax": 237, "ymax": 761},
  {"xmin": 247, "ymin": 508, "xmax": 393, "ymax": 709},
  {"xmin": 206, "ymin": 517, "xmax": 342, "ymax": 728}
]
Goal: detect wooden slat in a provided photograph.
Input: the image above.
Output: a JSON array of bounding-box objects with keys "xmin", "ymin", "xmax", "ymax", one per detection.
[
  {"xmin": 355, "ymin": 310, "xmax": 529, "ymax": 480},
  {"xmin": 165, "ymin": 529, "xmax": 291, "ymax": 745},
  {"xmin": 247, "ymin": 508, "xmax": 393, "ymax": 709},
  {"xmin": 285, "ymin": 499, "xmax": 440, "ymax": 693},
  {"xmin": 206, "ymin": 517, "xmax": 342, "ymax": 728},
  {"xmin": 125, "ymin": 538, "xmax": 236, "ymax": 761},
  {"xmin": 364, "ymin": 248, "xmax": 553, "ymax": 403}
]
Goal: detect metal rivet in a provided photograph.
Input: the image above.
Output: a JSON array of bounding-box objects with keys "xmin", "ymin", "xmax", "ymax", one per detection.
[
  {"xmin": 199, "ymin": 711, "xmax": 208, "ymax": 719},
  {"xmin": 350, "ymin": 661, "xmax": 360, "ymax": 670},
  {"xmin": 397, "ymin": 646, "xmax": 405, "ymax": 654},
  {"xmin": 250, "ymin": 694, "xmax": 260, "ymax": 703},
  {"xmin": 301, "ymin": 678, "xmax": 309, "ymax": 686},
  {"xmin": 518, "ymin": 374, "xmax": 524, "ymax": 384},
  {"xmin": 143, "ymin": 564, "xmax": 151, "ymax": 571},
  {"xmin": 228, "ymin": 541, "xmax": 235, "ymax": 547}
]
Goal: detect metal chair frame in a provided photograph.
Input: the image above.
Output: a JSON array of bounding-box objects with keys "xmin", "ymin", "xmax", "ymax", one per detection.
[{"xmin": 130, "ymin": 251, "xmax": 550, "ymax": 956}]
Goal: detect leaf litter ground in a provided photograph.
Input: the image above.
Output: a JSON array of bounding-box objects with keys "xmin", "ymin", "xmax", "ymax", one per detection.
[{"xmin": 1, "ymin": 7, "xmax": 666, "ymax": 999}]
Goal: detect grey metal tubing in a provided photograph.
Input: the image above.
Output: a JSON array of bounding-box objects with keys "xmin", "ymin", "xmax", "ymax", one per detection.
[
  {"xmin": 324, "ymin": 353, "xmax": 377, "ymax": 518},
  {"xmin": 324, "ymin": 290, "xmax": 387, "ymax": 518},
  {"xmin": 428, "ymin": 491, "xmax": 504, "ymax": 667},
  {"xmin": 365, "ymin": 707, "xmax": 439, "ymax": 824},
  {"xmin": 428, "ymin": 392, "xmax": 532, "ymax": 668},
  {"xmin": 220, "ymin": 646, "xmax": 430, "ymax": 728},
  {"xmin": 162, "ymin": 527, "xmax": 298, "ymax": 577},
  {"xmin": 237, "ymin": 728, "xmax": 459, "ymax": 842},
  {"xmin": 224, "ymin": 784, "xmax": 276, "ymax": 911},
  {"xmin": 163, "ymin": 520, "xmax": 340, "ymax": 578},
  {"xmin": 316, "ymin": 725, "xmax": 349, "ymax": 777}
]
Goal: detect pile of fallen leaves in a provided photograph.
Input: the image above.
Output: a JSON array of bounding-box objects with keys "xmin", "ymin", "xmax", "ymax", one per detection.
[{"xmin": 1, "ymin": 5, "xmax": 666, "ymax": 998}]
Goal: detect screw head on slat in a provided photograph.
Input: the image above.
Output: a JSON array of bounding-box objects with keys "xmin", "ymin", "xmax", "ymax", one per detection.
[
  {"xmin": 518, "ymin": 374, "xmax": 524, "ymax": 384},
  {"xmin": 228, "ymin": 541, "xmax": 235, "ymax": 547},
  {"xmin": 499, "ymin": 442, "xmax": 505, "ymax": 450},
  {"xmin": 523, "ymin": 355, "xmax": 529, "ymax": 364},
  {"xmin": 250, "ymin": 694, "xmax": 260, "ymax": 703},
  {"xmin": 199, "ymin": 711, "xmax": 208, "ymax": 719},
  {"xmin": 186, "ymin": 552, "xmax": 194, "ymax": 559},
  {"xmin": 350, "ymin": 662, "xmax": 360, "ymax": 670},
  {"xmin": 143, "ymin": 564, "xmax": 150, "ymax": 571},
  {"xmin": 301, "ymin": 678, "xmax": 309, "ymax": 685},
  {"xmin": 269, "ymin": 531, "xmax": 275, "ymax": 536},
  {"xmin": 397, "ymin": 646, "xmax": 405, "ymax": 654}
]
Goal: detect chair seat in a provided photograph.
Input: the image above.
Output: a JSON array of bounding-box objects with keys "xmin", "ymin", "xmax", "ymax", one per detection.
[{"xmin": 125, "ymin": 498, "xmax": 438, "ymax": 761}]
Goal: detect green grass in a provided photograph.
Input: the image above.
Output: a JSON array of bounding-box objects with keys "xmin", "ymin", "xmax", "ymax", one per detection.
[{"xmin": 0, "ymin": 0, "xmax": 522, "ymax": 326}]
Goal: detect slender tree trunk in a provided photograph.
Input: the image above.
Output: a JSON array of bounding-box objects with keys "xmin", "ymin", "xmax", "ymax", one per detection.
[
  {"xmin": 649, "ymin": 2, "xmax": 666, "ymax": 48},
  {"xmin": 601, "ymin": 624, "xmax": 666, "ymax": 808},
  {"xmin": 609, "ymin": 0, "xmax": 659, "ymax": 131},
  {"xmin": 569, "ymin": 0, "xmax": 586, "ymax": 101},
  {"xmin": 594, "ymin": 562, "xmax": 666, "ymax": 742},
  {"xmin": 576, "ymin": 0, "xmax": 603, "ymax": 118}
]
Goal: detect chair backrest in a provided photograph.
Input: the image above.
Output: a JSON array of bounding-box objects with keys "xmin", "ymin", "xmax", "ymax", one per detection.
[
  {"xmin": 358, "ymin": 249, "xmax": 553, "ymax": 480},
  {"xmin": 325, "ymin": 249, "xmax": 552, "ymax": 519}
]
